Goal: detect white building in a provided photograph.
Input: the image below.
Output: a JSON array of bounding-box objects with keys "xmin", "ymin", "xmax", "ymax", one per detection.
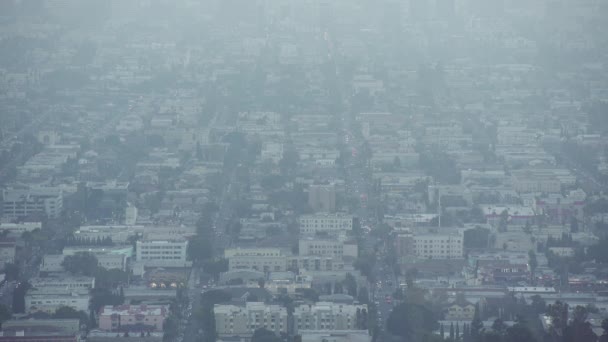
[
  {"xmin": 299, "ymin": 213, "xmax": 353, "ymax": 236},
  {"xmin": 2, "ymin": 188, "xmax": 63, "ymax": 220},
  {"xmin": 25, "ymin": 289, "xmax": 90, "ymax": 314},
  {"xmin": 214, "ymin": 302, "xmax": 288, "ymax": 338},
  {"xmin": 136, "ymin": 239, "xmax": 188, "ymax": 267},
  {"xmin": 293, "ymin": 302, "xmax": 368, "ymax": 333}
]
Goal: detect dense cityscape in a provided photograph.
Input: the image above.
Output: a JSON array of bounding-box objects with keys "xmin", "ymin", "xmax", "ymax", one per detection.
[{"xmin": 1, "ymin": 1, "xmax": 608, "ymax": 342}]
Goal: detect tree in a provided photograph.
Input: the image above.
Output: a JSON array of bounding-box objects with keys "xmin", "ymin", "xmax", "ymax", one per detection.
[
  {"xmin": 202, "ymin": 258, "xmax": 229, "ymax": 280},
  {"xmin": 162, "ymin": 315, "xmax": 179, "ymax": 342},
  {"xmin": 3, "ymin": 263, "xmax": 19, "ymax": 281},
  {"xmin": 599, "ymin": 319, "xmax": 608, "ymax": 342},
  {"xmin": 251, "ymin": 328, "xmax": 281, "ymax": 342},
  {"xmin": 529, "ymin": 295, "xmax": 546, "ymax": 314},
  {"xmin": 90, "ymin": 288, "xmax": 124, "ymax": 312},
  {"xmin": 53, "ymin": 306, "xmax": 89, "ymax": 329},
  {"xmin": 470, "ymin": 304, "xmax": 484, "ymax": 342},
  {"xmin": 62, "ymin": 252, "xmax": 99, "ymax": 276},
  {"xmin": 464, "ymin": 227, "xmax": 490, "ymax": 249},
  {"xmin": 343, "ymin": 273, "xmax": 358, "ymax": 297},
  {"xmin": 528, "ymin": 250, "xmax": 538, "ymax": 284},
  {"xmin": 547, "ymin": 301, "xmax": 569, "ymax": 338},
  {"xmin": 187, "ymin": 237, "xmax": 213, "ymax": 261},
  {"xmin": 0, "ymin": 304, "xmax": 11, "ymax": 327},
  {"xmin": 492, "ymin": 318, "xmax": 507, "ymax": 336},
  {"xmin": 504, "ymin": 323, "xmax": 536, "ymax": 342},
  {"xmin": 387, "ymin": 302, "xmax": 437, "ymax": 341},
  {"xmin": 498, "ymin": 210, "xmax": 509, "ymax": 232},
  {"xmin": 12, "ymin": 281, "xmax": 30, "ymax": 313},
  {"xmin": 405, "ymin": 268, "xmax": 419, "ymax": 289},
  {"xmin": 570, "ymin": 217, "xmax": 580, "ymax": 233}
]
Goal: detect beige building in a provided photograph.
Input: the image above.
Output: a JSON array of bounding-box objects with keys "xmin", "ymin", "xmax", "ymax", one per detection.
[{"xmin": 214, "ymin": 302, "xmax": 288, "ymax": 338}]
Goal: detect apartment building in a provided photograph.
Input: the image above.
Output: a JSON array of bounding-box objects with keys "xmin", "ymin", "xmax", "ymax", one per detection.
[
  {"xmin": 293, "ymin": 302, "xmax": 368, "ymax": 333},
  {"xmin": 299, "ymin": 213, "xmax": 353, "ymax": 235},
  {"xmin": 214, "ymin": 302, "xmax": 288, "ymax": 338}
]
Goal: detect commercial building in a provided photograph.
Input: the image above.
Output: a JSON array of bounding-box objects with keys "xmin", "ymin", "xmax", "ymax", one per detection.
[
  {"xmin": 293, "ymin": 302, "xmax": 368, "ymax": 333},
  {"xmin": 98, "ymin": 305, "xmax": 169, "ymax": 332},
  {"xmin": 299, "ymin": 213, "xmax": 353, "ymax": 236},
  {"xmin": 214, "ymin": 302, "xmax": 288, "ymax": 338}
]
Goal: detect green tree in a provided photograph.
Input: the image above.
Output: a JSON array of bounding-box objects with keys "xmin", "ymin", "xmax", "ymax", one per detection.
[
  {"xmin": 0, "ymin": 304, "xmax": 12, "ymax": 327},
  {"xmin": 387, "ymin": 302, "xmax": 437, "ymax": 341},
  {"xmin": 251, "ymin": 328, "xmax": 281, "ymax": 342},
  {"xmin": 53, "ymin": 306, "xmax": 89, "ymax": 329},
  {"xmin": 464, "ymin": 227, "xmax": 490, "ymax": 249},
  {"xmin": 528, "ymin": 250, "xmax": 538, "ymax": 284},
  {"xmin": 162, "ymin": 315, "xmax": 179, "ymax": 342},
  {"xmin": 504, "ymin": 323, "xmax": 536, "ymax": 342},
  {"xmin": 187, "ymin": 237, "xmax": 214, "ymax": 261},
  {"xmin": 343, "ymin": 273, "xmax": 358, "ymax": 297},
  {"xmin": 3, "ymin": 263, "xmax": 20, "ymax": 281},
  {"xmin": 62, "ymin": 252, "xmax": 99, "ymax": 276}
]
